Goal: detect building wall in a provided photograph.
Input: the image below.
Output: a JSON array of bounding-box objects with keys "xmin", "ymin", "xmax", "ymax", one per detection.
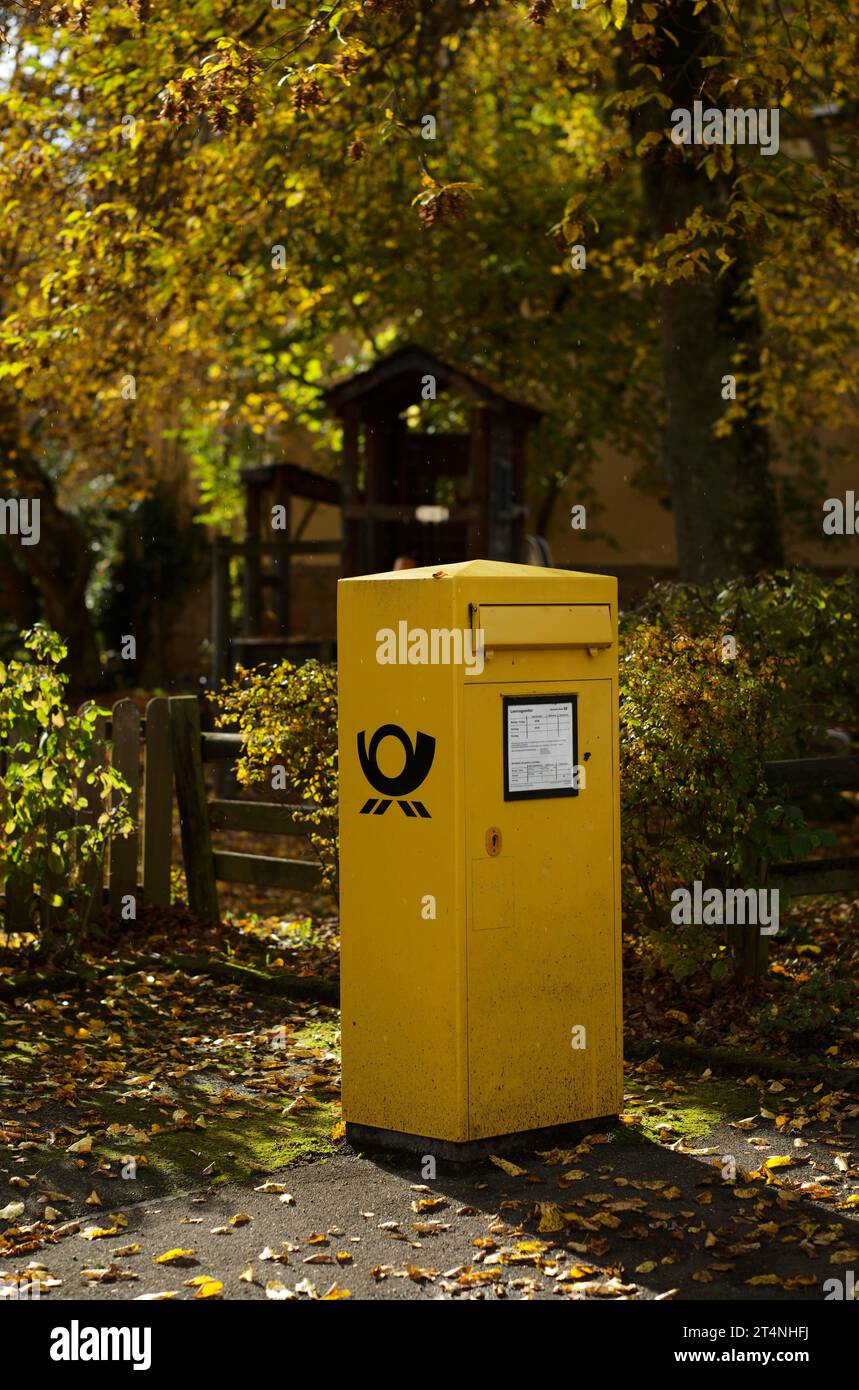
[{"xmin": 542, "ymin": 436, "xmax": 858, "ymax": 604}]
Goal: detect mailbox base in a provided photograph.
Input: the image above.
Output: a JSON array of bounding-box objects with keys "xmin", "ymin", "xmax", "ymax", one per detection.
[{"xmin": 345, "ymin": 1117, "xmax": 619, "ymax": 1164}]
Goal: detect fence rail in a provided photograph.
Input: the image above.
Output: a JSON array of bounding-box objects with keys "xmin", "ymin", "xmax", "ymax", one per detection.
[
  {"xmin": 764, "ymin": 755, "xmax": 859, "ymax": 796},
  {"xmin": 765, "ymin": 754, "xmax": 859, "ymax": 896},
  {"xmin": 169, "ymin": 695, "xmax": 328, "ymax": 921}
]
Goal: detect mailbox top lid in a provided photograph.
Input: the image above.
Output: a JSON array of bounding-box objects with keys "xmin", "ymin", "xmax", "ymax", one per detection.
[{"xmin": 339, "ymin": 558, "xmax": 612, "ymax": 586}]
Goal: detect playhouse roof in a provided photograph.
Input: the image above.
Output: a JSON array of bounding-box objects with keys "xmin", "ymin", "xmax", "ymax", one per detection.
[
  {"xmin": 323, "ymin": 344, "xmax": 542, "ymax": 422},
  {"xmin": 240, "ymin": 461, "xmax": 341, "ymax": 505}
]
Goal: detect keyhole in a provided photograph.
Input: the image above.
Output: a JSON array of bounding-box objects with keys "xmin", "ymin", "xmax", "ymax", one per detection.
[{"xmin": 485, "ymin": 827, "xmax": 502, "ymax": 857}]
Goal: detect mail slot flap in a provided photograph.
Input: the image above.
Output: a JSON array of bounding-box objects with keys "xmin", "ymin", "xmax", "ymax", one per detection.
[{"xmin": 478, "ymin": 604, "xmax": 613, "ymax": 650}]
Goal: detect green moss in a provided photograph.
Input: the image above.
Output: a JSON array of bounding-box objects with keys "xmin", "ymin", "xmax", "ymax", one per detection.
[
  {"xmin": 290, "ymin": 1016, "xmax": 340, "ymax": 1052},
  {"xmin": 0, "ymin": 1057, "xmax": 338, "ymax": 1204},
  {"xmin": 98, "ymin": 1101, "xmax": 336, "ymax": 1189},
  {"xmin": 80, "ymin": 1062, "xmax": 340, "ymax": 1192},
  {"xmin": 623, "ymin": 1075, "xmax": 754, "ymax": 1143},
  {"xmin": 606, "ymin": 1120, "xmax": 648, "ymax": 1147}
]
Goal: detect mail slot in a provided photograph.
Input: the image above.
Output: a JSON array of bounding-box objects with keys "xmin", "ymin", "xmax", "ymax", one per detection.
[
  {"xmin": 338, "ymin": 559, "xmax": 622, "ymax": 1154},
  {"xmin": 478, "ymin": 603, "xmax": 613, "ymax": 649}
]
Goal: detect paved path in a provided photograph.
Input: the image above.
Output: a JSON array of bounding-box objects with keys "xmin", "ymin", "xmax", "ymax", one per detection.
[{"xmin": 7, "ymin": 1107, "xmax": 858, "ymax": 1301}]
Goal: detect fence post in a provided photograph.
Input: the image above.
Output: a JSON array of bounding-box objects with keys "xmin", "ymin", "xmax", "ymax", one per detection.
[
  {"xmin": 734, "ymin": 925, "xmax": 768, "ymax": 983},
  {"xmin": 169, "ymin": 695, "xmax": 219, "ymax": 921},
  {"xmin": 42, "ymin": 798, "xmax": 74, "ymax": 941},
  {"xmin": 77, "ymin": 706, "xmax": 107, "ymax": 925},
  {"xmin": 2, "ymin": 721, "xmax": 30, "ymax": 933},
  {"xmin": 211, "ymin": 537, "xmax": 233, "ymax": 799},
  {"xmin": 142, "ymin": 697, "xmax": 172, "ymax": 907},
  {"xmin": 109, "ymin": 699, "xmax": 141, "ymax": 918},
  {"xmin": 211, "ymin": 537, "xmax": 230, "ymax": 690}
]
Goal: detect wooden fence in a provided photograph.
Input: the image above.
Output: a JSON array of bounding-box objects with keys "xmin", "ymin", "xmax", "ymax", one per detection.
[
  {"xmin": 169, "ymin": 695, "xmax": 329, "ymax": 922},
  {"xmin": 0, "ymin": 695, "xmax": 330, "ymax": 927},
  {"xmin": 0, "ymin": 697, "xmax": 174, "ymax": 926},
  {"xmin": 2, "ymin": 698, "xmax": 857, "ymax": 931},
  {"xmin": 765, "ymin": 755, "xmax": 859, "ymax": 896}
]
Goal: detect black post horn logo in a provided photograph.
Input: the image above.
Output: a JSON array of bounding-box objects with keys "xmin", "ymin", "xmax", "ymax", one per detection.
[{"xmin": 357, "ymin": 724, "xmax": 435, "ymax": 818}]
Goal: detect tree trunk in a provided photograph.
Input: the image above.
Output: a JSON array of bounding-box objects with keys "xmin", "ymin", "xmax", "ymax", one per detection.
[
  {"xmin": 0, "ymin": 543, "xmax": 39, "ymax": 631},
  {"xmin": 0, "ymin": 399, "xmax": 102, "ymax": 688},
  {"xmin": 620, "ymin": 2, "xmax": 783, "ymax": 583}
]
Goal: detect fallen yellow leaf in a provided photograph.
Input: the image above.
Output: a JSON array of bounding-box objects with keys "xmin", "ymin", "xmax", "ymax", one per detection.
[
  {"xmin": 154, "ymin": 1248, "xmax": 196, "ymax": 1265},
  {"xmin": 536, "ymin": 1202, "xmax": 567, "ymax": 1233},
  {"xmin": 489, "ymin": 1156, "xmax": 528, "ymax": 1178}
]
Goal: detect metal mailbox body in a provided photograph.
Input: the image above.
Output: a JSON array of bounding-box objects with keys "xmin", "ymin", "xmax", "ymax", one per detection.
[{"xmin": 338, "ymin": 559, "xmax": 622, "ymax": 1147}]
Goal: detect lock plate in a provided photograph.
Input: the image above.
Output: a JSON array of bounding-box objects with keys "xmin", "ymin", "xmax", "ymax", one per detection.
[{"xmin": 485, "ymin": 826, "xmax": 502, "ymax": 857}]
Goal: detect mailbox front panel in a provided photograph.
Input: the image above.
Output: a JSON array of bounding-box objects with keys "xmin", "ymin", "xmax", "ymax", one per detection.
[{"xmin": 463, "ymin": 677, "xmax": 621, "ymax": 1138}]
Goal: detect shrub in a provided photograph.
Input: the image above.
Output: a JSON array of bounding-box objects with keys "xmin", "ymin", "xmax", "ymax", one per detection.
[
  {"xmin": 213, "ymin": 660, "xmax": 338, "ymax": 892},
  {"xmin": 631, "ymin": 569, "xmax": 859, "ymax": 749},
  {"xmin": 753, "ymin": 972, "xmax": 859, "ymax": 1043},
  {"xmin": 620, "ymin": 569, "xmax": 851, "ymax": 980},
  {"xmin": 0, "ymin": 625, "xmax": 133, "ymax": 956}
]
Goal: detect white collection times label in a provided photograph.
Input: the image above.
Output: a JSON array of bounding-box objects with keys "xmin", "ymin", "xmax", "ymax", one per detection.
[{"xmin": 505, "ymin": 699, "xmax": 576, "ymax": 795}]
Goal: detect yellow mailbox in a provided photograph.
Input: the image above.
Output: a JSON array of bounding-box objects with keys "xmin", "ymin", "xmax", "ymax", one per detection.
[{"xmin": 338, "ymin": 559, "xmax": 622, "ymax": 1153}]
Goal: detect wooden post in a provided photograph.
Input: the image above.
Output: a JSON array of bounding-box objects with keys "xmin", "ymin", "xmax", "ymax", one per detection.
[
  {"xmin": 468, "ymin": 406, "xmax": 491, "ymax": 558},
  {"xmin": 109, "ymin": 699, "xmax": 141, "ymax": 918},
  {"xmin": 272, "ymin": 464, "xmax": 292, "ymax": 633},
  {"xmin": 211, "ymin": 537, "xmax": 232, "ymax": 801},
  {"xmin": 76, "ymin": 706, "xmax": 107, "ymax": 926},
  {"xmin": 747, "ymin": 862, "xmax": 771, "ymax": 983},
  {"xmin": 169, "ymin": 695, "xmax": 219, "ymax": 921},
  {"xmin": 340, "ymin": 405, "xmax": 360, "ymax": 577},
  {"xmin": 4, "ymin": 872, "xmax": 29, "ymax": 935},
  {"xmin": 738, "ymin": 917, "xmax": 770, "ymax": 983},
  {"xmin": 42, "ymin": 798, "xmax": 74, "ymax": 941},
  {"xmin": 510, "ymin": 420, "xmax": 527, "ymax": 564},
  {"xmin": 3, "ymin": 721, "xmax": 30, "ymax": 934},
  {"xmin": 142, "ymin": 697, "xmax": 172, "ymax": 908},
  {"xmin": 364, "ymin": 420, "xmax": 385, "ymax": 573},
  {"xmin": 243, "ymin": 482, "xmax": 263, "ymax": 636},
  {"xmin": 211, "ymin": 537, "xmax": 230, "ymax": 688}
]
